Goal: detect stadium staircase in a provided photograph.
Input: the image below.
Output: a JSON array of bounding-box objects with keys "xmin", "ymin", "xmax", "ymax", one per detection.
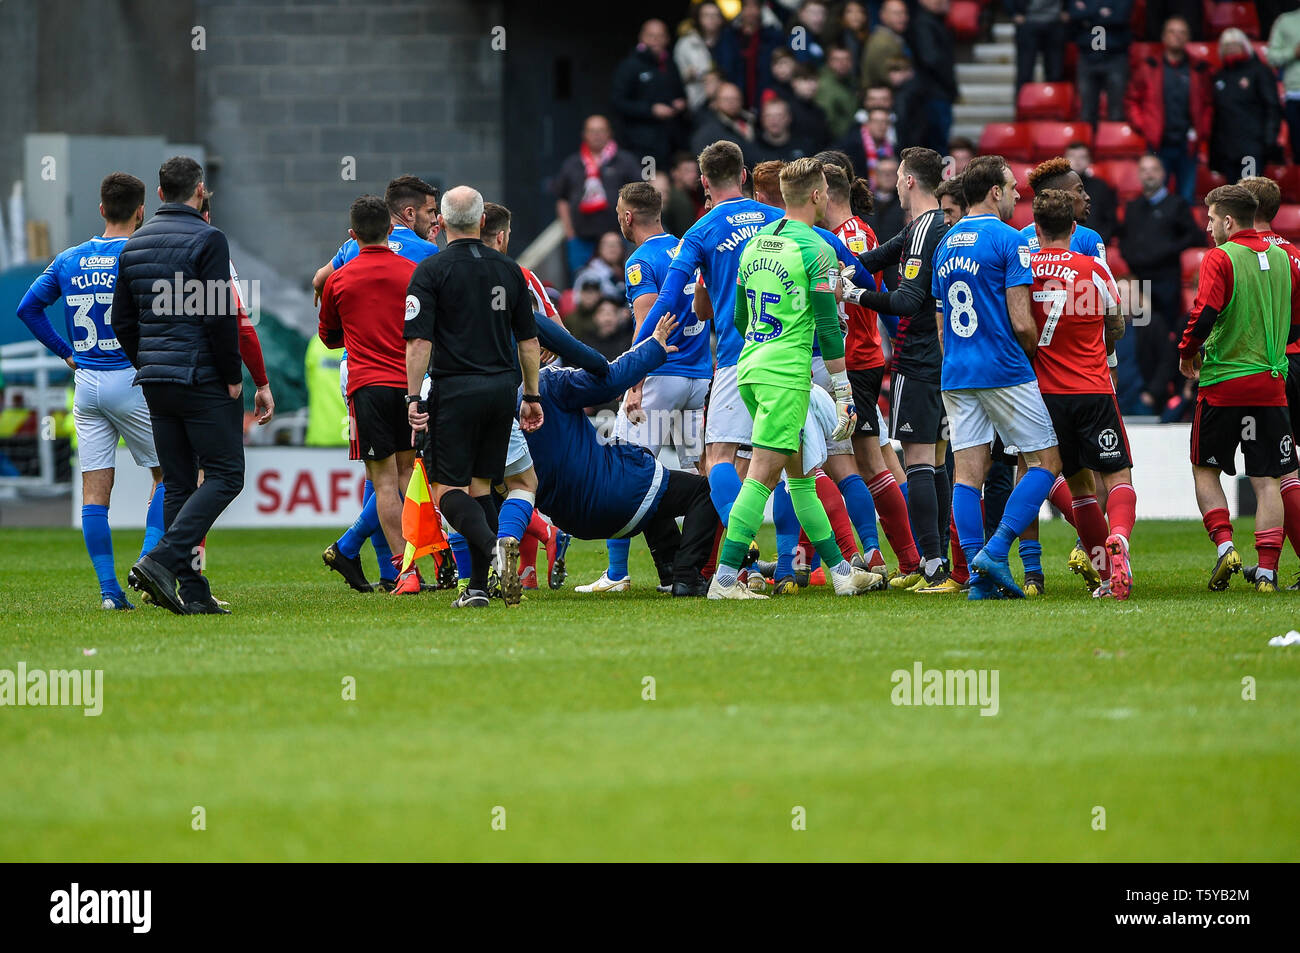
[{"xmin": 952, "ymin": 21, "xmax": 1017, "ymax": 145}]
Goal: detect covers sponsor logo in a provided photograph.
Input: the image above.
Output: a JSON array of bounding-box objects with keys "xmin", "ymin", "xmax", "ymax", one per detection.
[
  {"xmin": 756, "ymin": 237, "xmax": 784, "ymax": 252},
  {"xmin": 627, "ymin": 263, "xmax": 642, "ymax": 286},
  {"xmin": 1018, "ymin": 245, "xmax": 1032, "ymax": 268},
  {"xmin": 903, "ymin": 257, "xmax": 921, "ymax": 280},
  {"xmin": 388, "ymin": 240, "xmax": 403, "ymax": 253},
  {"xmin": 946, "ymin": 231, "xmax": 978, "ymax": 247},
  {"xmin": 848, "ymin": 237, "xmax": 866, "ymax": 254},
  {"xmin": 727, "ymin": 211, "xmax": 766, "ymax": 225},
  {"xmin": 683, "ymin": 317, "xmax": 706, "ymax": 337},
  {"xmin": 404, "ymin": 294, "xmax": 420, "ymax": 321},
  {"xmin": 80, "ymin": 256, "xmax": 117, "ymax": 269}
]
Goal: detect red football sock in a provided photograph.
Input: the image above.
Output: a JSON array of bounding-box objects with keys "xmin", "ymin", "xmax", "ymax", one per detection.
[
  {"xmin": 948, "ymin": 513, "xmax": 969, "ymax": 583},
  {"xmin": 1049, "ymin": 475, "xmax": 1076, "ymax": 528},
  {"xmin": 1202, "ymin": 506, "xmax": 1233, "ymax": 547},
  {"xmin": 517, "ymin": 510, "xmax": 551, "ymax": 573},
  {"xmin": 1106, "ymin": 482, "xmax": 1137, "ymax": 543},
  {"xmin": 1280, "ymin": 476, "xmax": 1300, "ymax": 559},
  {"xmin": 814, "ymin": 469, "xmax": 857, "ymax": 560},
  {"xmin": 867, "ymin": 469, "xmax": 920, "ymax": 572},
  {"xmin": 701, "ymin": 519, "xmax": 723, "ymax": 579},
  {"xmin": 1256, "ymin": 526, "xmax": 1284, "ymax": 573},
  {"xmin": 1072, "ymin": 495, "xmax": 1111, "ymax": 581}
]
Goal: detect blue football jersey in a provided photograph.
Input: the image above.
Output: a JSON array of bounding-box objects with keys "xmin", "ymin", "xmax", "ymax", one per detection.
[
  {"xmin": 331, "ymin": 225, "xmax": 438, "ymax": 268},
  {"xmin": 931, "ymin": 213, "xmax": 1035, "ymax": 390},
  {"xmin": 667, "ymin": 197, "xmax": 784, "ymax": 368},
  {"xmin": 19, "ymin": 236, "xmax": 130, "ymax": 371},
  {"xmin": 1019, "ymin": 221, "xmax": 1108, "ymax": 262},
  {"xmin": 626, "ymin": 233, "xmax": 712, "ymax": 379}
]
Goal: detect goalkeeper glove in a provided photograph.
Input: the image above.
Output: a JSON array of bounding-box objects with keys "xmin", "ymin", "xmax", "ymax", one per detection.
[{"xmin": 830, "ymin": 370, "xmax": 856, "ymax": 442}]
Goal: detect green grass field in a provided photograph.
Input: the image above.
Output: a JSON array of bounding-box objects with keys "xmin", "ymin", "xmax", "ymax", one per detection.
[{"xmin": 1, "ymin": 521, "xmax": 1297, "ymax": 861}]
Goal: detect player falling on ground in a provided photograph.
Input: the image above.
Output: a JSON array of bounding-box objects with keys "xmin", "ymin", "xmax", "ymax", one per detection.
[
  {"xmin": 931, "ymin": 155, "xmax": 1064, "ymax": 600},
  {"xmin": 1178, "ymin": 184, "xmax": 1300, "ymax": 592},
  {"xmin": 16, "ymin": 173, "xmax": 164, "ymax": 609},
  {"xmin": 709, "ymin": 158, "xmax": 885, "ymax": 600},
  {"xmin": 576, "ymin": 181, "xmax": 714, "ymax": 594},
  {"xmin": 1028, "ymin": 190, "xmax": 1137, "ymax": 600},
  {"xmin": 316, "ymin": 175, "xmax": 441, "ymax": 593},
  {"xmin": 851, "ymin": 147, "xmax": 954, "ymax": 592}
]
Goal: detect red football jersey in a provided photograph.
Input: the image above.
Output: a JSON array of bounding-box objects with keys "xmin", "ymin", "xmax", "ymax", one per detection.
[
  {"xmin": 834, "ymin": 215, "xmax": 885, "ymax": 370},
  {"xmin": 317, "ymin": 245, "xmax": 416, "ymax": 396},
  {"xmin": 521, "ymin": 265, "xmax": 560, "ymax": 321},
  {"xmin": 1029, "ymin": 249, "xmax": 1119, "ymax": 394},
  {"xmin": 1261, "ymin": 231, "xmax": 1300, "ymax": 356}
]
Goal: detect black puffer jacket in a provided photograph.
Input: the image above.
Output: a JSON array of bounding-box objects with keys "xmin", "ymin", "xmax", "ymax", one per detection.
[{"xmin": 112, "ymin": 203, "xmax": 241, "ymax": 387}]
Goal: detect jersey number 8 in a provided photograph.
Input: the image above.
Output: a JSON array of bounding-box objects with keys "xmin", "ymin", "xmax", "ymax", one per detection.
[{"xmin": 947, "ymin": 280, "xmax": 977, "ymax": 338}]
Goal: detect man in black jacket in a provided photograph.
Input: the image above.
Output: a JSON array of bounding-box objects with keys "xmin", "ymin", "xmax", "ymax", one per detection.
[
  {"xmin": 113, "ymin": 156, "xmax": 245, "ymax": 615},
  {"xmin": 1070, "ymin": 0, "xmax": 1134, "ymax": 122},
  {"xmin": 610, "ymin": 19, "xmax": 688, "ymax": 167},
  {"xmin": 910, "ymin": 0, "xmax": 959, "ymax": 154}
]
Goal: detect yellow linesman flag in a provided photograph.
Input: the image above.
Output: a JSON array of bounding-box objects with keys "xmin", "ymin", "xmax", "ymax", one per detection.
[{"xmin": 400, "ymin": 456, "xmax": 449, "ymax": 572}]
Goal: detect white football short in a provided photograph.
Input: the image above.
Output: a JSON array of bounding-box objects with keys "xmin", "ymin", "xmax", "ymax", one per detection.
[
  {"xmin": 614, "ymin": 373, "xmax": 709, "ymax": 468},
  {"xmin": 811, "ymin": 356, "xmax": 856, "ymax": 457},
  {"xmin": 503, "ymin": 417, "xmax": 533, "ymax": 478},
  {"xmin": 942, "ymin": 381, "xmax": 1058, "ymax": 454},
  {"xmin": 704, "ymin": 363, "xmax": 753, "ymax": 446},
  {"xmin": 73, "ymin": 366, "xmax": 158, "ymax": 472}
]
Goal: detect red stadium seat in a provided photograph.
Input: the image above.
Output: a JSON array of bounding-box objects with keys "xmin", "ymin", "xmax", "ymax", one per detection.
[
  {"xmin": 1195, "ymin": 164, "xmax": 1227, "ymax": 199},
  {"xmin": 1105, "ymin": 245, "xmax": 1131, "ymax": 278},
  {"xmin": 1027, "ymin": 121, "xmax": 1093, "ymax": 161},
  {"xmin": 1181, "ymin": 247, "xmax": 1210, "ymax": 286},
  {"xmin": 947, "ymin": 0, "xmax": 981, "ymax": 43},
  {"xmin": 1008, "ymin": 160, "xmax": 1035, "ymax": 193},
  {"xmin": 1203, "ymin": 0, "xmax": 1260, "ymax": 41},
  {"xmin": 1267, "ymin": 164, "xmax": 1300, "ymax": 203},
  {"xmin": 1192, "ymin": 204, "xmax": 1209, "ymax": 230},
  {"xmin": 1016, "ymin": 83, "xmax": 1078, "ymax": 120},
  {"xmin": 1093, "ymin": 122, "xmax": 1147, "ymax": 160},
  {"xmin": 1185, "ymin": 41, "xmax": 1220, "ymax": 71},
  {"xmin": 978, "ymin": 122, "xmax": 1034, "ymax": 161},
  {"xmin": 558, "ymin": 288, "xmax": 575, "ymax": 318},
  {"xmin": 1273, "ymin": 205, "xmax": 1300, "ymax": 241},
  {"xmin": 1010, "ymin": 201, "xmax": 1034, "ymax": 230},
  {"xmin": 1091, "ymin": 159, "xmax": 1142, "ymax": 203}
]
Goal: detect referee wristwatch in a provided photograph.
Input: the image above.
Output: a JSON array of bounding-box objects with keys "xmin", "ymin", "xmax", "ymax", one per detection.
[{"xmin": 405, "ymin": 394, "xmax": 423, "ymax": 405}]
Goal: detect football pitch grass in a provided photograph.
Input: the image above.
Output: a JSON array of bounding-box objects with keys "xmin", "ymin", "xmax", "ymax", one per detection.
[{"xmin": 1, "ymin": 520, "xmax": 1297, "ymax": 862}]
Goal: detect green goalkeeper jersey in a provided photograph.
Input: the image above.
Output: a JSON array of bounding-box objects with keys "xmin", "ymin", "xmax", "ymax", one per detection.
[{"xmin": 733, "ymin": 218, "xmax": 843, "ymax": 391}]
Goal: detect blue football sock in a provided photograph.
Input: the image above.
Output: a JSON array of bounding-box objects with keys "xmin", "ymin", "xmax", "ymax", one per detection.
[
  {"xmin": 337, "ymin": 481, "xmax": 380, "ymax": 560},
  {"xmin": 140, "ymin": 483, "xmax": 165, "ymax": 558},
  {"xmin": 497, "ymin": 497, "xmax": 533, "ymax": 542},
  {"xmin": 837, "ymin": 473, "xmax": 880, "ymax": 552},
  {"xmin": 449, "ymin": 532, "xmax": 472, "ymax": 580},
  {"xmin": 708, "ymin": 462, "xmax": 743, "ymax": 526},
  {"xmin": 1018, "ymin": 539, "xmax": 1043, "ymax": 576},
  {"xmin": 81, "ymin": 504, "xmax": 121, "ymax": 598},
  {"xmin": 606, "ymin": 538, "xmax": 630, "ymax": 581},
  {"xmin": 952, "ymin": 482, "xmax": 986, "ymax": 569},
  {"xmin": 773, "ymin": 481, "xmax": 800, "ymax": 578},
  {"xmin": 985, "ymin": 466, "xmax": 1055, "ymax": 561}
]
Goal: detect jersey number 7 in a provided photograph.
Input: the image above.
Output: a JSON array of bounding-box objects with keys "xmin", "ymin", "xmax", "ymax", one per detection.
[{"xmin": 1032, "ymin": 287, "xmax": 1067, "ymax": 346}]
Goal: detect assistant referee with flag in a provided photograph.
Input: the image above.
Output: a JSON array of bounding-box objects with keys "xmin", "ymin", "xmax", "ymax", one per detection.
[{"xmin": 404, "ymin": 186, "xmax": 543, "ymax": 608}]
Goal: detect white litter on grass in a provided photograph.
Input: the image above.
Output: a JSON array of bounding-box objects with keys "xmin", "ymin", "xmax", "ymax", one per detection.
[
  {"xmin": 82, "ymin": 648, "xmax": 96, "ymax": 656},
  {"xmin": 1268, "ymin": 630, "xmax": 1300, "ymax": 647}
]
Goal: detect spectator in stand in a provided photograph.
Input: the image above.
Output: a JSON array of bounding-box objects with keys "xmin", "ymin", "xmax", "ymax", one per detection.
[
  {"xmin": 663, "ymin": 152, "xmax": 704, "ymax": 236},
  {"xmin": 553, "ymin": 115, "xmax": 643, "ymax": 280},
  {"xmin": 817, "ymin": 43, "xmax": 861, "ymax": 139},
  {"xmin": 1065, "ymin": 140, "xmax": 1117, "ymax": 243},
  {"xmin": 581, "ymin": 298, "xmax": 634, "ymax": 364},
  {"xmin": 910, "ymin": 0, "xmax": 957, "ymax": 154},
  {"xmin": 787, "ymin": 0, "xmax": 829, "ymax": 66},
  {"xmin": 1142, "ymin": 0, "xmax": 1201, "ymax": 40},
  {"xmin": 1118, "ymin": 153, "xmax": 1204, "ymax": 420},
  {"xmin": 947, "ymin": 136, "xmax": 976, "ymax": 176},
  {"xmin": 867, "ymin": 155, "xmax": 906, "ymax": 242},
  {"xmin": 789, "ymin": 64, "xmax": 832, "ymax": 154},
  {"xmin": 611, "ymin": 19, "xmax": 689, "ymax": 168},
  {"xmin": 729, "ymin": 0, "xmax": 785, "ymax": 109},
  {"xmin": 573, "ymin": 231, "xmax": 628, "ymax": 301},
  {"xmin": 839, "ymin": 106, "xmax": 897, "ymax": 182},
  {"xmin": 831, "ymin": 1, "xmax": 872, "ymax": 76},
  {"xmin": 1209, "ymin": 30, "xmax": 1284, "ymax": 181},
  {"xmin": 675, "ymin": 2, "xmax": 733, "ymax": 113},
  {"xmin": 568, "ymin": 277, "xmax": 604, "ymax": 340},
  {"xmin": 1069, "ymin": 0, "xmax": 1134, "ymax": 123},
  {"xmin": 888, "ymin": 57, "xmax": 930, "ymax": 149},
  {"xmin": 690, "ymin": 81, "xmax": 757, "ymax": 160},
  {"xmin": 1009, "ymin": 0, "xmax": 1067, "ymax": 89},
  {"xmin": 751, "ymin": 94, "xmax": 811, "ymax": 162},
  {"xmin": 1268, "ymin": 4, "xmax": 1300, "ymax": 163},
  {"xmin": 862, "ymin": 0, "xmax": 910, "ymax": 91},
  {"xmin": 1125, "ymin": 15, "xmax": 1213, "ymax": 204},
  {"xmin": 769, "ymin": 47, "xmax": 798, "ymax": 103}
]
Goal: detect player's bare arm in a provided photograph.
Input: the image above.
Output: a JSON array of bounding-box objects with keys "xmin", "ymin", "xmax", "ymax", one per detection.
[{"xmin": 1007, "ymin": 284, "xmax": 1037, "ymax": 358}]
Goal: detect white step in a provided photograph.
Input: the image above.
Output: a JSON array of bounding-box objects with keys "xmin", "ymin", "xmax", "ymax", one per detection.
[
  {"xmin": 957, "ymin": 62, "xmax": 1015, "ymax": 86},
  {"xmin": 960, "ymin": 82, "xmax": 1014, "ymax": 105},
  {"xmin": 954, "ymin": 103, "xmax": 1016, "ymax": 125},
  {"xmin": 992, "ymin": 21, "xmax": 1016, "ymax": 43},
  {"xmin": 973, "ymin": 42, "xmax": 1016, "ymax": 64},
  {"xmin": 950, "ymin": 123, "xmax": 987, "ymax": 143}
]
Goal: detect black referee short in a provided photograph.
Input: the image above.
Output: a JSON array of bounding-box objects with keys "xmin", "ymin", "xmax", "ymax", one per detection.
[
  {"xmin": 427, "ymin": 371, "xmax": 517, "ymax": 486},
  {"xmin": 1191, "ymin": 399, "xmax": 1296, "ymax": 477},
  {"xmin": 349, "ymin": 385, "xmax": 412, "ymax": 462},
  {"xmin": 849, "ymin": 366, "xmax": 885, "ymax": 438},
  {"xmin": 1043, "ymin": 392, "xmax": 1132, "ymax": 477}
]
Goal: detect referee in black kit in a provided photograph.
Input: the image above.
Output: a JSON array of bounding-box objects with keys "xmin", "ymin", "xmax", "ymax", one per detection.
[{"xmin": 404, "ymin": 185, "xmax": 543, "ymax": 608}]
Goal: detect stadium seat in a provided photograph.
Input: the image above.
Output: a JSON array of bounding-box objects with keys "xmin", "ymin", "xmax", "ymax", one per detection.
[
  {"xmin": 1273, "ymin": 204, "xmax": 1300, "ymax": 241},
  {"xmin": 1016, "ymin": 83, "xmax": 1077, "ymax": 121},
  {"xmin": 1131, "ymin": 0, "xmax": 1147, "ymax": 39},
  {"xmin": 1203, "ymin": 0, "xmax": 1260, "ymax": 41},
  {"xmin": 1027, "ymin": 121, "xmax": 1092, "ymax": 161},
  {"xmin": 1195, "ymin": 164, "xmax": 1227, "ymax": 199},
  {"xmin": 558, "ymin": 288, "xmax": 575, "ymax": 318},
  {"xmin": 1192, "ymin": 204, "xmax": 1209, "ymax": 230},
  {"xmin": 1105, "ymin": 245, "xmax": 1131, "ymax": 279},
  {"xmin": 1181, "ymin": 247, "xmax": 1210, "ymax": 286},
  {"xmin": 1010, "ymin": 201, "xmax": 1034, "ymax": 230},
  {"xmin": 1008, "ymin": 160, "xmax": 1035, "ymax": 193},
  {"xmin": 1093, "ymin": 122, "xmax": 1146, "ymax": 160},
  {"xmin": 1267, "ymin": 164, "xmax": 1300, "ymax": 203},
  {"xmin": 1092, "ymin": 159, "xmax": 1142, "ymax": 203},
  {"xmin": 978, "ymin": 122, "xmax": 1034, "ymax": 161},
  {"xmin": 947, "ymin": 0, "xmax": 981, "ymax": 43},
  {"xmin": 1185, "ymin": 41, "xmax": 1220, "ymax": 71}
]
